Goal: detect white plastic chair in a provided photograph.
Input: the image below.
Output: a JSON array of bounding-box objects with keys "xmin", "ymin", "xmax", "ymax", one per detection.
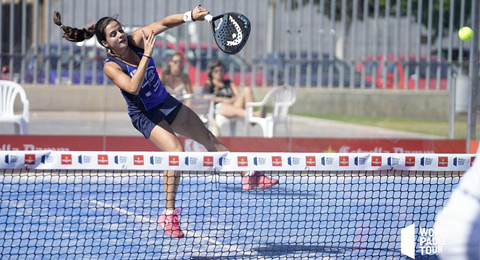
[
  {"xmin": 215, "ymin": 114, "xmax": 242, "ymax": 136},
  {"xmin": 181, "ymin": 93, "xmax": 215, "ymax": 130},
  {"xmin": 0, "ymin": 80, "xmax": 29, "ymax": 135},
  {"xmin": 245, "ymin": 86, "xmax": 296, "ymax": 138}
]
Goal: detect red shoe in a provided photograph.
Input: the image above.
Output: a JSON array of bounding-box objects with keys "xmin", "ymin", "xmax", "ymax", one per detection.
[
  {"xmin": 158, "ymin": 209, "xmax": 185, "ymax": 238},
  {"xmin": 242, "ymin": 171, "xmax": 278, "ymax": 191}
]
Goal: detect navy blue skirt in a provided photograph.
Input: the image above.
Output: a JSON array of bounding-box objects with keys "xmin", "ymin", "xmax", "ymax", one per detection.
[{"xmin": 129, "ymin": 94, "xmax": 182, "ymax": 139}]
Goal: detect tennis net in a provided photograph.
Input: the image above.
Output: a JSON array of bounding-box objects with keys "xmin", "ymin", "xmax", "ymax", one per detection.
[{"xmin": 0, "ymin": 151, "xmax": 473, "ymax": 259}]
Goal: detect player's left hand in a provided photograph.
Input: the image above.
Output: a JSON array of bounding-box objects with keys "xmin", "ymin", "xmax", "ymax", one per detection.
[{"xmin": 192, "ymin": 5, "xmax": 209, "ymax": 21}]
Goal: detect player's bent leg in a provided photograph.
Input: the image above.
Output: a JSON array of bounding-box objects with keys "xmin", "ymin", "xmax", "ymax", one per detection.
[
  {"xmin": 171, "ymin": 105, "xmax": 228, "ymax": 152},
  {"xmin": 149, "ymin": 124, "xmax": 185, "ymax": 238},
  {"xmin": 170, "ymin": 106, "xmax": 278, "ymax": 191}
]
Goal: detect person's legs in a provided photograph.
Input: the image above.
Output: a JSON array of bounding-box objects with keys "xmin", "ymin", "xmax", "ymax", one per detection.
[
  {"xmin": 233, "ymin": 86, "xmax": 254, "ymax": 108},
  {"xmin": 230, "ymin": 86, "xmax": 264, "ymax": 118},
  {"xmin": 171, "ymin": 105, "xmax": 278, "ymax": 190},
  {"xmin": 171, "ymin": 105, "xmax": 229, "ymax": 152},
  {"xmin": 149, "ymin": 121, "xmax": 184, "ymax": 211},
  {"xmin": 148, "ymin": 121, "xmax": 185, "ymax": 238}
]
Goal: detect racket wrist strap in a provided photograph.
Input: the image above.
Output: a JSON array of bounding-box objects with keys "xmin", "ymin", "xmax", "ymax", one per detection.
[{"xmin": 183, "ymin": 11, "xmax": 194, "ymax": 23}]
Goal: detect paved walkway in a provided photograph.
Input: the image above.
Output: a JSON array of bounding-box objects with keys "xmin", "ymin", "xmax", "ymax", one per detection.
[{"xmin": 0, "ymin": 111, "xmax": 442, "ymax": 139}]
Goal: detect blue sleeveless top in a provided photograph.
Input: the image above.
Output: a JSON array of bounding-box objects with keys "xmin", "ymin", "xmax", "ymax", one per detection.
[{"xmin": 104, "ymin": 38, "xmax": 168, "ymax": 114}]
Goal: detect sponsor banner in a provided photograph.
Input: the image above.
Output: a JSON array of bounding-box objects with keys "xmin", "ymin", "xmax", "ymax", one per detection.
[
  {"xmin": 0, "ymin": 151, "xmax": 474, "ymax": 172},
  {"xmin": 0, "ymin": 135, "xmax": 472, "ymax": 153}
]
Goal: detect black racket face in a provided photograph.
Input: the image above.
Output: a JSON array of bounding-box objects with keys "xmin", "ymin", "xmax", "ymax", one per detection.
[{"xmin": 211, "ymin": 12, "xmax": 251, "ymax": 55}]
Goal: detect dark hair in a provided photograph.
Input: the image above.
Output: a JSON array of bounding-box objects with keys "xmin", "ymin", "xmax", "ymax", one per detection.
[
  {"xmin": 53, "ymin": 10, "xmax": 119, "ymax": 47},
  {"xmin": 206, "ymin": 60, "xmax": 225, "ymax": 81}
]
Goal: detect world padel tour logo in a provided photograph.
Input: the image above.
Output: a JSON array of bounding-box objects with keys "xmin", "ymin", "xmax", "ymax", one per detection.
[
  {"xmin": 150, "ymin": 156, "xmax": 162, "ymax": 165},
  {"xmin": 401, "ymin": 224, "xmax": 447, "ymax": 259},
  {"xmin": 185, "ymin": 156, "xmax": 198, "ymax": 166},
  {"xmin": 254, "ymin": 157, "xmax": 266, "ymax": 166},
  {"xmin": 5, "ymin": 154, "xmax": 18, "ymax": 164},
  {"xmin": 354, "ymin": 156, "xmax": 367, "ymax": 166},
  {"xmin": 219, "ymin": 155, "xmax": 231, "ymax": 166},
  {"xmin": 321, "ymin": 156, "xmax": 334, "ymax": 166},
  {"xmin": 453, "ymin": 157, "xmax": 466, "ymax": 167},
  {"xmin": 114, "ymin": 155, "xmax": 127, "ymax": 165},
  {"xmin": 288, "ymin": 156, "xmax": 300, "ymax": 166},
  {"xmin": 420, "ymin": 157, "xmax": 433, "ymax": 166},
  {"xmin": 78, "ymin": 155, "xmax": 92, "ymax": 164},
  {"xmin": 42, "ymin": 154, "xmax": 55, "ymax": 164}
]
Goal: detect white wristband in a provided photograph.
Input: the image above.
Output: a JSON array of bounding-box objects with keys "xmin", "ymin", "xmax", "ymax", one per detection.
[{"xmin": 183, "ymin": 11, "xmax": 194, "ymax": 23}]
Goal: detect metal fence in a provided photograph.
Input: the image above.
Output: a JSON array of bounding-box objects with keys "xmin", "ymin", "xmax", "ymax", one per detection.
[{"xmin": 0, "ymin": 0, "xmax": 476, "ymax": 90}]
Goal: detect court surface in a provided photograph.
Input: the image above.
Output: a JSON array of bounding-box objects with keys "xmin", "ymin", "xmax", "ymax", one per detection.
[{"xmin": 0, "ymin": 172, "xmax": 458, "ymax": 259}]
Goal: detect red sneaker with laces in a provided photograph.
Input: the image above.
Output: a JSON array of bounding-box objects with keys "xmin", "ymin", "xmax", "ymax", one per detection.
[
  {"xmin": 242, "ymin": 171, "xmax": 279, "ymax": 191},
  {"xmin": 158, "ymin": 209, "xmax": 185, "ymax": 238}
]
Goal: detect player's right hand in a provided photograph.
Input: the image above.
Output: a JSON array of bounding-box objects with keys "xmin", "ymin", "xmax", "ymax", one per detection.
[
  {"xmin": 141, "ymin": 29, "xmax": 156, "ymax": 57},
  {"xmin": 192, "ymin": 5, "xmax": 209, "ymax": 21}
]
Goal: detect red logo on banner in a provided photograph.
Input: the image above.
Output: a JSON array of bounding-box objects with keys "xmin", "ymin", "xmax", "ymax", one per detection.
[
  {"xmin": 237, "ymin": 156, "xmax": 248, "ymax": 167},
  {"xmin": 133, "ymin": 155, "xmax": 144, "ymax": 165},
  {"xmin": 405, "ymin": 156, "xmax": 415, "ymax": 167},
  {"xmin": 339, "ymin": 156, "xmax": 349, "ymax": 166},
  {"xmin": 306, "ymin": 156, "xmax": 316, "ymax": 167},
  {"xmin": 98, "ymin": 155, "xmax": 108, "ymax": 165},
  {"xmin": 472, "ymin": 156, "xmax": 476, "ymax": 167},
  {"xmin": 169, "ymin": 156, "xmax": 179, "ymax": 166},
  {"xmin": 24, "ymin": 154, "xmax": 35, "ymax": 165},
  {"xmin": 203, "ymin": 156, "xmax": 214, "ymax": 167},
  {"xmin": 438, "ymin": 156, "xmax": 448, "ymax": 167},
  {"xmin": 61, "ymin": 154, "xmax": 72, "ymax": 165},
  {"xmin": 371, "ymin": 156, "xmax": 382, "ymax": 167},
  {"xmin": 272, "ymin": 156, "xmax": 282, "ymax": 167}
]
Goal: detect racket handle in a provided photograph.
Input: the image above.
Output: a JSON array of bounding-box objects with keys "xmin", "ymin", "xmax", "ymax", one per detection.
[{"xmin": 205, "ymin": 14, "xmax": 213, "ymax": 22}]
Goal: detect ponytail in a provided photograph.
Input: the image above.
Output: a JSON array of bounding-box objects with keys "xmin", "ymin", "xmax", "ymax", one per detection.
[{"xmin": 53, "ymin": 11, "xmax": 95, "ymax": 42}]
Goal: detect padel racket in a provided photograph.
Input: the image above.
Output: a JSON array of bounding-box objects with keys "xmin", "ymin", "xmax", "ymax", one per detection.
[{"xmin": 204, "ymin": 12, "xmax": 251, "ymax": 55}]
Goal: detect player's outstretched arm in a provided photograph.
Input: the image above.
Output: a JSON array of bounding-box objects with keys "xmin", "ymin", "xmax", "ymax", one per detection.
[{"xmin": 130, "ymin": 6, "xmax": 209, "ymax": 49}]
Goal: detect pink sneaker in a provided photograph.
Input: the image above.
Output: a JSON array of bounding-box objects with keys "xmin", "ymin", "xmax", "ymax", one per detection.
[
  {"xmin": 158, "ymin": 209, "xmax": 185, "ymax": 238},
  {"xmin": 242, "ymin": 171, "xmax": 279, "ymax": 191}
]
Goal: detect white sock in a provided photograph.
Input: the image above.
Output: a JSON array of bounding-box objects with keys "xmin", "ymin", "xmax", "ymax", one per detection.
[
  {"xmin": 165, "ymin": 209, "xmax": 175, "ymax": 215},
  {"xmin": 245, "ymin": 170, "xmax": 256, "ymax": 177}
]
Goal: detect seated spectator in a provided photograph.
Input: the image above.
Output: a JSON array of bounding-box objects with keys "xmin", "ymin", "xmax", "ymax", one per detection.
[
  {"xmin": 160, "ymin": 52, "xmax": 193, "ymax": 101},
  {"xmin": 203, "ymin": 60, "xmax": 264, "ymax": 119}
]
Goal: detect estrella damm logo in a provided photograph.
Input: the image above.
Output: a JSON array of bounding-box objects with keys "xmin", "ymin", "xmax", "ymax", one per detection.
[
  {"xmin": 61, "ymin": 154, "xmax": 73, "ymax": 165},
  {"xmin": 272, "ymin": 156, "xmax": 282, "ymax": 167},
  {"xmin": 405, "ymin": 156, "xmax": 415, "ymax": 167},
  {"xmin": 24, "ymin": 154, "xmax": 36, "ymax": 165},
  {"xmin": 133, "ymin": 155, "xmax": 144, "ymax": 166},
  {"xmin": 97, "ymin": 154, "xmax": 109, "ymax": 165},
  {"xmin": 237, "ymin": 156, "xmax": 248, "ymax": 167},
  {"xmin": 203, "ymin": 156, "xmax": 214, "ymax": 167},
  {"xmin": 169, "ymin": 155, "xmax": 179, "ymax": 166},
  {"xmin": 371, "ymin": 156, "xmax": 382, "ymax": 167}
]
